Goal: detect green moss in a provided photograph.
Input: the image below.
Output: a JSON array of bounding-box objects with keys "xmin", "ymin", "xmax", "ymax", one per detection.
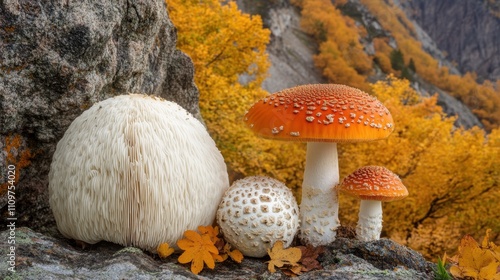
[
  {"xmin": 3, "ymin": 273, "xmax": 23, "ymax": 280},
  {"xmin": 15, "ymin": 228, "xmax": 34, "ymax": 245},
  {"xmin": 112, "ymin": 246, "xmax": 144, "ymax": 256}
]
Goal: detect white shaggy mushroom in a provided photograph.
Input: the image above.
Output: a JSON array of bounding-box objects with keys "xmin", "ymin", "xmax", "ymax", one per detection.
[
  {"xmin": 216, "ymin": 176, "xmax": 299, "ymax": 257},
  {"xmin": 49, "ymin": 94, "xmax": 229, "ymax": 252}
]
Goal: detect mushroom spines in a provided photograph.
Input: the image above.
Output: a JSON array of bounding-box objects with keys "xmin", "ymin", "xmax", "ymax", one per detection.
[
  {"xmin": 216, "ymin": 176, "xmax": 299, "ymax": 257},
  {"xmin": 49, "ymin": 94, "xmax": 229, "ymax": 252},
  {"xmin": 244, "ymin": 84, "xmax": 394, "ymax": 142}
]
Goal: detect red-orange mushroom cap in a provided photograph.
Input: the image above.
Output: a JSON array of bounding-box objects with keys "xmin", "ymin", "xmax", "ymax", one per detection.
[
  {"xmin": 338, "ymin": 166, "xmax": 408, "ymax": 202},
  {"xmin": 244, "ymin": 84, "xmax": 394, "ymax": 142}
]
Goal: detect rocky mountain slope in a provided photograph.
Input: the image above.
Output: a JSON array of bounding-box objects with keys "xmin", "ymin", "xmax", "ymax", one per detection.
[
  {"xmin": 236, "ymin": 0, "xmax": 326, "ymax": 93},
  {"xmin": 398, "ymin": 0, "xmax": 500, "ymax": 82},
  {"xmin": 237, "ymin": 0, "xmax": 484, "ymax": 129}
]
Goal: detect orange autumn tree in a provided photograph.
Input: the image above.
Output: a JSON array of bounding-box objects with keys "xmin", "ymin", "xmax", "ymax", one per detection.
[
  {"xmin": 165, "ymin": 0, "xmax": 306, "ymax": 193},
  {"xmin": 359, "ymin": 0, "xmax": 500, "ymax": 131},
  {"xmin": 338, "ymin": 77, "xmax": 500, "ymax": 259}
]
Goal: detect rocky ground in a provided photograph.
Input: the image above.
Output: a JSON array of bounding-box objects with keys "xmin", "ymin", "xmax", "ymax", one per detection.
[{"xmin": 0, "ymin": 227, "xmax": 435, "ymax": 279}]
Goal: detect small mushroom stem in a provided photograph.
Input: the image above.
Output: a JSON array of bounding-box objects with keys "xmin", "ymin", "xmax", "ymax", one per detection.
[
  {"xmin": 299, "ymin": 142, "xmax": 340, "ymax": 246},
  {"xmin": 356, "ymin": 200, "xmax": 383, "ymax": 241}
]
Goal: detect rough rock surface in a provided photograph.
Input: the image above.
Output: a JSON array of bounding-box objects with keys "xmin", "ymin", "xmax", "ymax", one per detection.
[
  {"xmin": 236, "ymin": 0, "xmax": 326, "ymax": 93},
  {"xmin": 338, "ymin": 0, "xmax": 483, "ymax": 129},
  {"xmin": 398, "ymin": 0, "xmax": 500, "ymax": 82},
  {"xmin": 0, "ymin": 227, "xmax": 435, "ymax": 279},
  {"xmin": 0, "ymin": 0, "xmax": 199, "ymax": 230}
]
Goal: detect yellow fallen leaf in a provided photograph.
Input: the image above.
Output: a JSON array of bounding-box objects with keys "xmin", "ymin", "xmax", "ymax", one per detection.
[
  {"xmin": 267, "ymin": 241, "xmax": 302, "ymax": 273},
  {"xmin": 451, "ymin": 230, "xmax": 500, "ymax": 280},
  {"xmin": 198, "ymin": 225, "xmax": 220, "ymax": 244},
  {"xmin": 222, "ymin": 243, "xmax": 243, "ymax": 263},
  {"xmin": 477, "ymin": 261, "xmax": 500, "ymax": 280},
  {"xmin": 157, "ymin": 243, "xmax": 174, "ymax": 259},
  {"xmin": 482, "ymin": 229, "xmax": 493, "ymax": 249},
  {"xmin": 449, "ymin": 265, "xmax": 463, "ymax": 278},
  {"xmin": 177, "ymin": 230, "xmax": 219, "ymax": 275}
]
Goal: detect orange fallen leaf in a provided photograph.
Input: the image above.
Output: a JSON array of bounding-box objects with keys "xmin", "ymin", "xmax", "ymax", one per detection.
[
  {"xmin": 177, "ymin": 230, "xmax": 219, "ymax": 275},
  {"xmin": 221, "ymin": 243, "xmax": 243, "ymax": 263},
  {"xmin": 198, "ymin": 225, "xmax": 220, "ymax": 244},
  {"xmin": 157, "ymin": 243, "xmax": 174, "ymax": 259},
  {"xmin": 267, "ymin": 241, "xmax": 302, "ymax": 273}
]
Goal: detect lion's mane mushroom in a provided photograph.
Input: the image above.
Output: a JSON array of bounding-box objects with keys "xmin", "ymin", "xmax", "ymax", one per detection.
[
  {"xmin": 338, "ymin": 166, "xmax": 408, "ymax": 242},
  {"xmin": 49, "ymin": 94, "xmax": 229, "ymax": 252},
  {"xmin": 216, "ymin": 176, "xmax": 299, "ymax": 257},
  {"xmin": 244, "ymin": 84, "xmax": 394, "ymax": 246}
]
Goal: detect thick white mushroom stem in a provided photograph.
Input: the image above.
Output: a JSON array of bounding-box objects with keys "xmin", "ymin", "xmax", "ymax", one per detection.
[
  {"xmin": 299, "ymin": 142, "xmax": 340, "ymax": 246},
  {"xmin": 356, "ymin": 200, "xmax": 383, "ymax": 241}
]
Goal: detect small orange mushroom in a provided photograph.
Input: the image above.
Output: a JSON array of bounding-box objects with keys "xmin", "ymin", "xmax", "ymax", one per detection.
[{"xmin": 338, "ymin": 166, "xmax": 408, "ymax": 241}]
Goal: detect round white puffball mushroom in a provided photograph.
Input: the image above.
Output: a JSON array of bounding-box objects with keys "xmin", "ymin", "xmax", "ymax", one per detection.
[
  {"xmin": 49, "ymin": 94, "xmax": 229, "ymax": 252},
  {"xmin": 216, "ymin": 176, "xmax": 299, "ymax": 257}
]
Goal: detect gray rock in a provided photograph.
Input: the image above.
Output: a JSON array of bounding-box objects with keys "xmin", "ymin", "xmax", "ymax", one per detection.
[
  {"xmin": 0, "ymin": 227, "xmax": 435, "ymax": 279},
  {"xmin": 411, "ymin": 76, "xmax": 484, "ymax": 129},
  {"xmin": 236, "ymin": 0, "xmax": 326, "ymax": 93},
  {"xmin": 0, "ymin": 0, "xmax": 199, "ymax": 229},
  {"xmin": 398, "ymin": 0, "xmax": 500, "ymax": 82}
]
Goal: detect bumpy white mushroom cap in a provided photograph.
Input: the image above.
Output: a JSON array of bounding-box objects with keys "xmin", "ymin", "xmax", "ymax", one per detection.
[
  {"xmin": 216, "ymin": 176, "xmax": 299, "ymax": 258},
  {"xmin": 49, "ymin": 94, "xmax": 229, "ymax": 252}
]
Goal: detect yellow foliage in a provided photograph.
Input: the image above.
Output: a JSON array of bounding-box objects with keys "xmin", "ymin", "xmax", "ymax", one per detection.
[
  {"xmin": 267, "ymin": 241, "xmax": 302, "ymax": 273},
  {"xmin": 401, "ymin": 218, "xmax": 463, "ymax": 260},
  {"xmin": 373, "ymin": 38, "xmax": 396, "ymax": 74},
  {"xmin": 297, "ymin": 0, "xmax": 372, "ymax": 91},
  {"xmin": 450, "ymin": 230, "xmax": 500, "ymax": 280},
  {"xmin": 339, "ymin": 76, "xmax": 500, "ymax": 258},
  {"xmin": 360, "ymin": 0, "xmax": 500, "ymax": 130},
  {"xmin": 166, "ymin": 0, "xmax": 306, "ymax": 195}
]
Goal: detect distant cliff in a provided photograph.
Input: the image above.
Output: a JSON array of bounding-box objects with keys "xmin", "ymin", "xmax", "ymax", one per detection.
[
  {"xmin": 398, "ymin": 0, "xmax": 500, "ymax": 82},
  {"xmin": 236, "ymin": 0, "xmax": 483, "ymax": 129},
  {"xmin": 235, "ymin": 0, "xmax": 325, "ymax": 92}
]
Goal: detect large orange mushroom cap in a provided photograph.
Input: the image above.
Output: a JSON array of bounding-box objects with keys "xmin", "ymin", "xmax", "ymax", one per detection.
[
  {"xmin": 338, "ymin": 166, "xmax": 408, "ymax": 202},
  {"xmin": 244, "ymin": 84, "xmax": 394, "ymax": 142}
]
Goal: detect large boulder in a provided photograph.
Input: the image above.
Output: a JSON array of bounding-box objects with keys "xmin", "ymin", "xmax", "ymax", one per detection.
[{"xmin": 0, "ymin": 0, "xmax": 199, "ymax": 229}]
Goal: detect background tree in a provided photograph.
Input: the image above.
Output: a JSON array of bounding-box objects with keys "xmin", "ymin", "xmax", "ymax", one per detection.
[
  {"xmin": 297, "ymin": 0, "xmax": 372, "ymax": 91},
  {"xmin": 338, "ymin": 76, "xmax": 500, "ymax": 259},
  {"xmin": 166, "ymin": 0, "xmax": 306, "ymax": 194}
]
